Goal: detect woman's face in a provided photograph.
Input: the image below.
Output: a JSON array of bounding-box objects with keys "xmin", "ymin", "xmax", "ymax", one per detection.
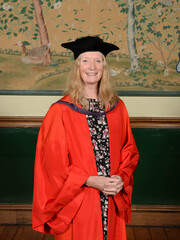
[{"xmin": 79, "ymin": 51, "xmax": 104, "ymax": 87}]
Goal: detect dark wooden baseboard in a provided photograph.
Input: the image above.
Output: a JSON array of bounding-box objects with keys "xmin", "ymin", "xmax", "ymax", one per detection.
[
  {"xmin": 0, "ymin": 116, "xmax": 180, "ymax": 128},
  {"xmin": 130, "ymin": 205, "xmax": 180, "ymax": 226},
  {"xmin": 0, "ymin": 204, "xmax": 180, "ymax": 226}
]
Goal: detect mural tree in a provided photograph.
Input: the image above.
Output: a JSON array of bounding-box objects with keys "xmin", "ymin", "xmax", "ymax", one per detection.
[
  {"xmin": 115, "ymin": 0, "xmax": 179, "ymax": 77},
  {"xmin": 33, "ymin": 0, "xmax": 51, "ymax": 65},
  {"xmin": 135, "ymin": 0, "xmax": 180, "ymax": 75},
  {"xmin": 127, "ymin": 0, "xmax": 140, "ymax": 70},
  {"xmin": 115, "ymin": 0, "xmax": 140, "ymax": 70},
  {"xmin": 0, "ymin": 0, "xmax": 54, "ymax": 65}
]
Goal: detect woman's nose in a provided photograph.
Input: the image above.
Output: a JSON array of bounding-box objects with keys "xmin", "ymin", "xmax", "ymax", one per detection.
[{"xmin": 89, "ymin": 61, "xmax": 95, "ymax": 70}]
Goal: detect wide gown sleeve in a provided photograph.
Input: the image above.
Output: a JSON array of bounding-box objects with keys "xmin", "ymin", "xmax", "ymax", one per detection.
[
  {"xmin": 113, "ymin": 102, "xmax": 139, "ymax": 223},
  {"xmin": 32, "ymin": 103, "xmax": 89, "ymax": 235}
]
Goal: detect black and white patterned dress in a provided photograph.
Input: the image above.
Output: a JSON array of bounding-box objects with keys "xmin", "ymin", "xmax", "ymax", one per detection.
[{"xmin": 85, "ymin": 99, "xmax": 110, "ymax": 240}]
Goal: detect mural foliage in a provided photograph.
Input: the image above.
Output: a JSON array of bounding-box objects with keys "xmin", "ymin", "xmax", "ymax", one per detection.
[{"xmin": 0, "ymin": 0, "xmax": 179, "ymax": 93}]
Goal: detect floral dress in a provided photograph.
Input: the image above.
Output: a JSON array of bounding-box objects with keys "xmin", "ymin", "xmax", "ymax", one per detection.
[{"xmin": 85, "ymin": 99, "xmax": 110, "ymax": 240}]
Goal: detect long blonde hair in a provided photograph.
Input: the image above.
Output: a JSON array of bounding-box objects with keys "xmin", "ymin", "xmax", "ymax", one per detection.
[{"xmin": 65, "ymin": 54, "xmax": 117, "ymax": 109}]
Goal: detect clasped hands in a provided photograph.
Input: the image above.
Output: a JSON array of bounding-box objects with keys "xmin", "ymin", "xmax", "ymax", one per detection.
[{"xmin": 85, "ymin": 175, "xmax": 124, "ymax": 196}]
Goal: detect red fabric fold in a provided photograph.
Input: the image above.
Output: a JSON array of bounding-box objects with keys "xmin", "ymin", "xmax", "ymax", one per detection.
[
  {"xmin": 32, "ymin": 102, "xmax": 89, "ymax": 234},
  {"xmin": 107, "ymin": 100, "xmax": 139, "ymax": 224}
]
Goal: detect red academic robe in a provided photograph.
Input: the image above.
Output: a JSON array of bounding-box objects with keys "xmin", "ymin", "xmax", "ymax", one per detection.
[{"xmin": 32, "ymin": 94, "xmax": 139, "ymax": 240}]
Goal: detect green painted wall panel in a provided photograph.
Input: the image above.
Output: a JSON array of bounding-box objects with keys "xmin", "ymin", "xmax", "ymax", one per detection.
[
  {"xmin": 0, "ymin": 127, "xmax": 180, "ymax": 205},
  {"xmin": 0, "ymin": 128, "xmax": 38, "ymax": 203},
  {"xmin": 132, "ymin": 128, "xmax": 180, "ymax": 205}
]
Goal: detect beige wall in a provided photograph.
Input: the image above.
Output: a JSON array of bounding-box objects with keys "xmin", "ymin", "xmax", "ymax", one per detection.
[{"xmin": 0, "ymin": 95, "xmax": 180, "ymax": 117}]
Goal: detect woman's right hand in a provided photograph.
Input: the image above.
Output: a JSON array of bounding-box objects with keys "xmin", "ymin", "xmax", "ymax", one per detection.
[{"xmin": 85, "ymin": 176, "xmax": 124, "ymax": 196}]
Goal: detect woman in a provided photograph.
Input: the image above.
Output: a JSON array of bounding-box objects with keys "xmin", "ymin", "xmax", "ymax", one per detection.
[{"xmin": 32, "ymin": 36, "xmax": 139, "ymax": 240}]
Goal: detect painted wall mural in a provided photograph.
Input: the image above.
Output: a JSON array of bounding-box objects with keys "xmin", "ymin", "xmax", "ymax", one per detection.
[{"xmin": 0, "ymin": 0, "xmax": 179, "ymax": 94}]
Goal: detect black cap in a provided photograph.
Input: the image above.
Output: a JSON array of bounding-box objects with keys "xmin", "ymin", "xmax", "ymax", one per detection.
[{"xmin": 61, "ymin": 36, "xmax": 119, "ymax": 59}]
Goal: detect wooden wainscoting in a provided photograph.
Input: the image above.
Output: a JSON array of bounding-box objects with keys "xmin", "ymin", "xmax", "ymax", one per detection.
[
  {"xmin": 0, "ymin": 204, "xmax": 180, "ymax": 226},
  {"xmin": 0, "ymin": 117, "xmax": 180, "ymax": 227},
  {"xmin": 0, "ymin": 116, "xmax": 180, "ymax": 128}
]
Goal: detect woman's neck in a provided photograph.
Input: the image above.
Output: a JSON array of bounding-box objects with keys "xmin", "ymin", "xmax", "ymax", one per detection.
[{"xmin": 83, "ymin": 84, "xmax": 99, "ymax": 100}]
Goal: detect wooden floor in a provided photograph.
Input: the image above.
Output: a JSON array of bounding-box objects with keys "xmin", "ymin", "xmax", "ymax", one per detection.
[{"xmin": 0, "ymin": 225, "xmax": 180, "ymax": 240}]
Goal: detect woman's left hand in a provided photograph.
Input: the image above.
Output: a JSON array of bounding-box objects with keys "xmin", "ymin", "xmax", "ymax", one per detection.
[{"xmin": 103, "ymin": 175, "xmax": 124, "ymax": 196}]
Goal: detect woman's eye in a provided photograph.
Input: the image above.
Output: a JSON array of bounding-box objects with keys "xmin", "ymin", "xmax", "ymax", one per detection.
[
  {"xmin": 82, "ymin": 59, "xmax": 88, "ymax": 62},
  {"xmin": 96, "ymin": 59, "xmax": 102, "ymax": 63}
]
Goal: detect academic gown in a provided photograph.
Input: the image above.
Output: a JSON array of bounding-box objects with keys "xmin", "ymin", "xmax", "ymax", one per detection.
[{"xmin": 32, "ymin": 94, "xmax": 139, "ymax": 240}]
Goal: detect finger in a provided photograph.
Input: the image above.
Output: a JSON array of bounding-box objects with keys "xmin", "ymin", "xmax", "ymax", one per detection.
[
  {"xmin": 110, "ymin": 177, "xmax": 123, "ymax": 184},
  {"xmin": 104, "ymin": 182, "xmax": 123, "ymax": 190},
  {"xmin": 111, "ymin": 175, "xmax": 123, "ymax": 184},
  {"xmin": 111, "ymin": 175, "xmax": 122, "ymax": 180},
  {"xmin": 104, "ymin": 185, "xmax": 120, "ymax": 192},
  {"xmin": 104, "ymin": 183, "xmax": 124, "ymax": 194},
  {"xmin": 104, "ymin": 182, "xmax": 117, "ymax": 187},
  {"xmin": 111, "ymin": 175, "xmax": 121, "ymax": 179},
  {"xmin": 106, "ymin": 178, "xmax": 122, "ymax": 184},
  {"xmin": 104, "ymin": 186, "xmax": 120, "ymax": 193},
  {"xmin": 105, "ymin": 181, "xmax": 123, "ymax": 189},
  {"xmin": 103, "ymin": 190, "xmax": 116, "ymax": 196},
  {"xmin": 103, "ymin": 190, "xmax": 118, "ymax": 196}
]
